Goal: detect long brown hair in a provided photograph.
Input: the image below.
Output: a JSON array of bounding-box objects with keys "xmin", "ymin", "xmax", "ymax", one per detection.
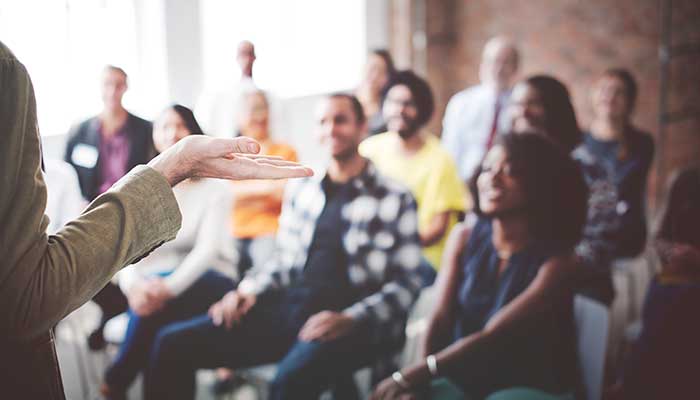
[
  {"xmin": 598, "ymin": 68, "xmax": 638, "ymax": 160},
  {"xmin": 522, "ymin": 75, "xmax": 582, "ymax": 153}
]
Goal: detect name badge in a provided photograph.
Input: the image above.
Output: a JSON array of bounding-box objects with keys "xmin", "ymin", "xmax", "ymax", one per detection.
[{"xmin": 71, "ymin": 143, "xmax": 99, "ymax": 168}]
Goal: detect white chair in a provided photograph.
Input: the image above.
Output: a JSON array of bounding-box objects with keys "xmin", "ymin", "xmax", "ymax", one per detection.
[
  {"xmin": 574, "ymin": 295, "xmax": 610, "ymax": 400},
  {"xmin": 485, "ymin": 296, "xmax": 611, "ymax": 400}
]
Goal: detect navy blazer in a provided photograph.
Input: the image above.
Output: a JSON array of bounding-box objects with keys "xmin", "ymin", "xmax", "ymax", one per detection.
[{"xmin": 64, "ymin": 113, "xmax": 154, "ymax": 201}]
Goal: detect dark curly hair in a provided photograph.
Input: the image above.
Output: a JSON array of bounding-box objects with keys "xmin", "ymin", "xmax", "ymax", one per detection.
[
  {"xmin": 385, "ymin": 70, "xmax": 435, "ymax": 128},
  {"xmin": 469, "ymin": 133, "xmax": 589, "ymax": 252},
  {"xmin": 521, "ymin": 75, "xmax": 582, "ymax": 153}
]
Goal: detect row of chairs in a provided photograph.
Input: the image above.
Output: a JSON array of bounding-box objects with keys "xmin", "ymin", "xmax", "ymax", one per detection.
[{"xmin": 60, "ymin": 247, "xmax": 664, "ymax": 399}]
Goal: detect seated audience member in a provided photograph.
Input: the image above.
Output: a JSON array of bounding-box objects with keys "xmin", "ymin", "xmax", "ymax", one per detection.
[
  {"xmin": 230, "ymin": 90, "xmax": 297, "ymax": 272},
  {"xmin": 442, "ymin": 36, "xmax": 520, "ymax": 181},
  {"xmin": 42, "ymin": 158, "xmax": 85, "ymax": 235},
  {"xmin": 372, "ymin": 133, "xmax": 588, "ymax": 400},
  {"xmin": 360, "ymin": 70, "xmax": 468, "ymax": 270},
  {"xmin": 509, "ymin": 74, "xmax": 650, "ymax": 305},
  {"xmin": 356, "ymin": 49, "xmax": 396, "ymax": 135},
  {"xmin": 143, "ymin": 94, "xmax": 425, "ymax": 400},
  {"xmin": 213, "ymin": 89, "xmax": 297, "ymax": 393},
  {"xmin": 63, "ymin": 65, "xmax": 155, "ymax": 349},
  {"xmin": 100, "ymin": 105, "xmax": 237, "ymax": 399},
  {"xmin": 578, "ymin": 69, "xmax": 654, "ymax": 259},
  {"xmin": 612, "ymin": 166, "xmax": 700, "ymax": 400}
]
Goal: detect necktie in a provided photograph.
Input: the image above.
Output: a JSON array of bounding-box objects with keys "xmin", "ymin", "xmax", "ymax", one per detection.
[{"xmin": 485, "ymin": 99, "xmax": 501, "ymax": 150}]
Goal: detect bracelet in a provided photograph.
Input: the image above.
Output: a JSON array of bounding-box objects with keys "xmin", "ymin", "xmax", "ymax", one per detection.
[
  {"xmin": 391, "ymin": 371, "xmax": 411, "ymax": 390},
  {"xmin": 426, "ymin": 354, "xmax": 439, "ymax": 376}
]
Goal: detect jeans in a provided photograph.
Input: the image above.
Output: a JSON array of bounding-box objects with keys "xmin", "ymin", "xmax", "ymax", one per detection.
[
  {"xmin": 104, "ymin": 270, "xmax": 236, "ymax": 390},
  {"xmin": 144, "ymin": 288, "xmax": 385, "ymax": 400}
]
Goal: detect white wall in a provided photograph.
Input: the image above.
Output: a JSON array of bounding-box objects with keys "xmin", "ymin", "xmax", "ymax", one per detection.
[
  {"xmin": 163, "ymin": 0, "xmax": 202, "ymax": 108},
  {"xmin": 39, "ymin": 0, "xmax": 387, "ymax": 169}
]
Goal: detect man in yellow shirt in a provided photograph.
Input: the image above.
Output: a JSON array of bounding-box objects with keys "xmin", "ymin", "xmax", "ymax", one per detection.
[{"xmin": 361, "ymin": 70, "xmax": 468, "ymax": 269}]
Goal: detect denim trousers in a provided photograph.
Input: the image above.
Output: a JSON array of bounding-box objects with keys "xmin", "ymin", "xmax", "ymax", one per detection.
[
  {"xmin": 143, "ymin": 287, "xmax": 386, "ymax": 400},
  {"xmin": 104, "ymin": 270, "xmax": 236, "ymax": 390}
]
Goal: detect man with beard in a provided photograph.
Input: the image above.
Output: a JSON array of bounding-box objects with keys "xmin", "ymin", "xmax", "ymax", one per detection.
[
  {"xmin": 143, "ymin": 94, "xmax": 425, "ymax": 400},
  {"xmin": 361, "ymin": 71, "xmax": 467, "ymax": 270}
]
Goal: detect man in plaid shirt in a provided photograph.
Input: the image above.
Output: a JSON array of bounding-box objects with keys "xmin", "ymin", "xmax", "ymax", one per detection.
[{"xmin": 144, "ymin": 94, "xmax": 425, "ymax": 400}]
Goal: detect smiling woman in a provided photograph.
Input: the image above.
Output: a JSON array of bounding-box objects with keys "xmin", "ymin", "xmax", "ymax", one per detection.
[{"xmin": 371, "ymin": 133, "xmax": 588, "ymax": 399}]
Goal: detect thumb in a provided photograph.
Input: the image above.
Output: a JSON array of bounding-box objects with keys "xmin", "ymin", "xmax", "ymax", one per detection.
[{"xmin": 212, "ymin": 137, "xmax": 260, "ymax": 156}]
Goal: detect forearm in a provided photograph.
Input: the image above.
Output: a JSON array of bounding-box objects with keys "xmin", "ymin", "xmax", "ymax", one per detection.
[
  {"xmin": 420, "ymin": 212, "xmax": 451, "ymax": 247},
  {"xmin": 405, "ymin": 330, "xmax": 491, "ymax": 387},
  {"xmin": 422, "ymin": 315, "xmax": 452, "ymax": 357},
  {"xmin": 1, "ymin": 166, "xmax": 181, "ymax": 339}
]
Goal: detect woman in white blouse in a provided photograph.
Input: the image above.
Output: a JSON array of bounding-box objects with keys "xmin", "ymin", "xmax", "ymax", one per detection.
[{"xmin": 100, "ymin": 105, "xmax": 238, "ymax": 399}]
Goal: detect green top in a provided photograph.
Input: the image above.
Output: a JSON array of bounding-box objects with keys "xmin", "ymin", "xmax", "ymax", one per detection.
[{"xmin": 0, "ymin": 41, "xmax": 182, "ymax": 341}]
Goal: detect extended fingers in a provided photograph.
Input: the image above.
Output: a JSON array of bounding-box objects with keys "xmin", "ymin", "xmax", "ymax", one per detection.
[
  {"xmin": 235, "ymin": 154, "xmax": 284, "ymax": 161},
  {"xmin": 208, "ymin": 156, "xmax": 313, "ymax": 181},
  {"xmin": 252, "ymin": 162, "xmax": 315, "ymax": 179}
]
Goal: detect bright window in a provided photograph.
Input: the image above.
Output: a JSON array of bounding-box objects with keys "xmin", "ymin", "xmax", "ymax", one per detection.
[
  {"xmin": 0, "ymin": 0, "xmax": 167, "ymax": 136},
  {"xmin": 200, "ymin": 0, "xmax": 366, "ymax": 98}
]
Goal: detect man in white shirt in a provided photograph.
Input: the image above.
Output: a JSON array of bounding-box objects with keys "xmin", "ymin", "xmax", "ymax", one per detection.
[
  {"xmin": 441, "ymin": 36, "xmax": 520, "ymax": 181},
  {"xmin": 196, "ymin": 40, "xmax": 258, "ymax": 138}
]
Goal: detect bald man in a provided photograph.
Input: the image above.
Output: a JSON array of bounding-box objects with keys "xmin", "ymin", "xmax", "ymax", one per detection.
[
  {"xmin": 441, "ymin": 36, "xmax": 520, "ymax": 181},
  {"xmin": 196, "ymin": 40, "xmax": 258, "ymax": 138}
]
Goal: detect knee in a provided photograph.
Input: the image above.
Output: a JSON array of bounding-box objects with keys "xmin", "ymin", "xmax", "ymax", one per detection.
[
  {"xmin": 270, "ymin": 365, "xmax": 310, "ymax": 398},
  {"xmin": 149, "ymin": 325, "xmax": 189, "ymax": 367}
]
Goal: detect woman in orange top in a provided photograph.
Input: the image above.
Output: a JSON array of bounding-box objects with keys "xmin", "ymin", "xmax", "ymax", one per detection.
[
  {"xmin": 231, "ymin": 90, "xmax": 297, "ymax": 273},
  {"xmin": 213, "ymin": 89, "xmax": 298, "ymax": 394}
]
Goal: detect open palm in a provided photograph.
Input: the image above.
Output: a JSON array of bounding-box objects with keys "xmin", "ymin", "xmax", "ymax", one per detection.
[{"xmin": 149, "ymin": 135, "xmax": 313, "ymax": 185}]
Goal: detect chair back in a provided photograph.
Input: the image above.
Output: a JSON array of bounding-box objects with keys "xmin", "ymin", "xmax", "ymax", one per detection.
[{"xmin": 574, "ymin": 295, "xmax": 610, "ymax": 400}]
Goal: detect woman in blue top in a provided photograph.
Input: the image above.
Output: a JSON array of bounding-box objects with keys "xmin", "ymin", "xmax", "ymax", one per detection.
[{"xmin": 372, "ymin": 133, "xmax": 589, "ymax": 399}]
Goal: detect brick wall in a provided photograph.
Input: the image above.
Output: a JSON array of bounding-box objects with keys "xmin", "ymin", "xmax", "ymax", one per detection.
[{"xmin": 391, "ymin": 0, "xmax": 700, "ymax": 210}]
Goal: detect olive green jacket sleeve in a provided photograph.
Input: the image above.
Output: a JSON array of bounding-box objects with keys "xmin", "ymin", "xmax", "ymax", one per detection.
[{"xmin": 0, "ymin": 41, "xmax": 182, "ymax": 341}]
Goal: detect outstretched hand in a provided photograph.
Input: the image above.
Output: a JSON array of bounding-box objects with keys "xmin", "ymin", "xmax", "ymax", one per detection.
[{"xmin": 148, "ymin": 135, "xmax": 313, "ymax": 186}]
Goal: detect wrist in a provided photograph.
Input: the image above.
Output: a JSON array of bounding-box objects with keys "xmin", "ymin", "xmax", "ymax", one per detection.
[
  {"xmin": 403, "ymin": 363, "xmax": 431, "ymax": 387},
  {"xmin": 148, "ymin": 151, "xmax": 185, "ymax": 187}
]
